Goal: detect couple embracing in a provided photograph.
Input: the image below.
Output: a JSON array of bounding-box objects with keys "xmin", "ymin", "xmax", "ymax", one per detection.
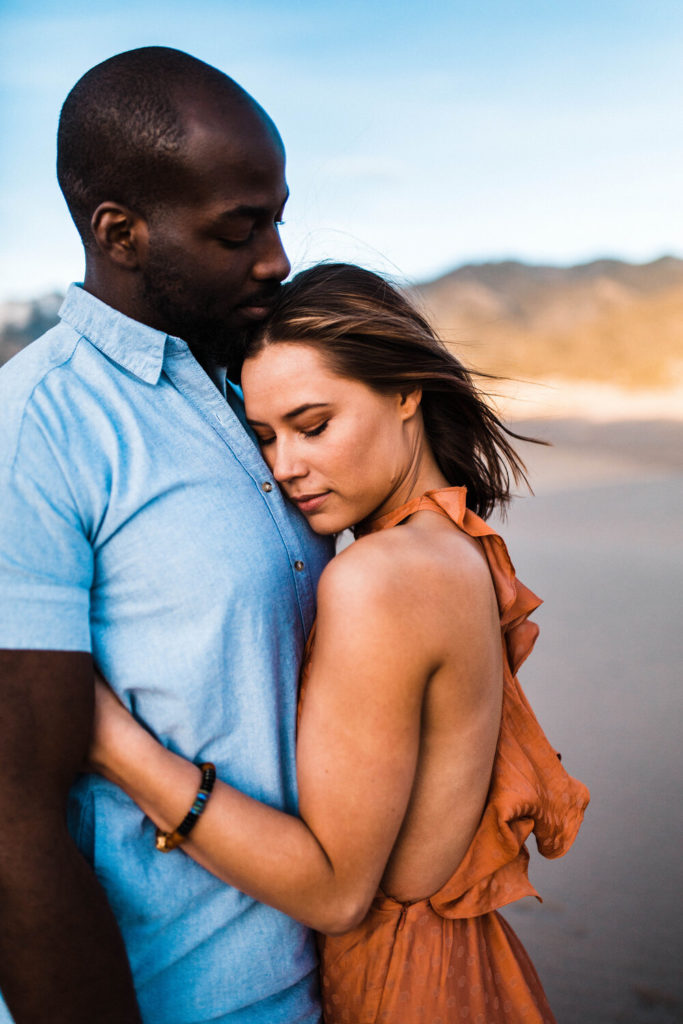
[{"xmin": 0, "ymin": 47, "xmax": 588, "ymax": 1024}]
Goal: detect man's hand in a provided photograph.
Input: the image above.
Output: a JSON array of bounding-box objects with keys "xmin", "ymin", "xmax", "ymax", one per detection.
[{"xmin": 0, "ymin": 650, "xmax": 142, "ymax": 1023}]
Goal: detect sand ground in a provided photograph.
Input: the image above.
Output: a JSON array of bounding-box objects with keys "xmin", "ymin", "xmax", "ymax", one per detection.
[{"xmin": 492, "ymin": 417, "xmax": 683, "ymax": 1024}]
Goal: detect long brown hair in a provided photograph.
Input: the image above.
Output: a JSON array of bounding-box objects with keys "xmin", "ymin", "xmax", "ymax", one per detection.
[{"xmin": 247, "ymin": 262, "xmax": 540, "ymax": 520}]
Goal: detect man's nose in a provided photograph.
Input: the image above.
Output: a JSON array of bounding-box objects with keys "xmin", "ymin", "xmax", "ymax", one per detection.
[{"xmin": 253, "ymin": 225, "xmax": 291, "ymax": 283}]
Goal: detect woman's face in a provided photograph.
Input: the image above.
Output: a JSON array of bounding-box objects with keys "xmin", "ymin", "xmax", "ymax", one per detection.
[{"xmin": 242, "ymin": 342, "xmax": 421, "ymax": 534}]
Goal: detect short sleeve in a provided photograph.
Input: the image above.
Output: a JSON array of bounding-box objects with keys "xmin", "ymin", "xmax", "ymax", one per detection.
[{"xmin": 0, "ymin": 463, "xmax": 93, "ymax": 651}]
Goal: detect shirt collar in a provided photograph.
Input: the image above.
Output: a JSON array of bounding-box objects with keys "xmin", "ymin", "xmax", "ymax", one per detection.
[{"xmin": 59, "ymin": 284, "xmax": 175, "ymax": 385}]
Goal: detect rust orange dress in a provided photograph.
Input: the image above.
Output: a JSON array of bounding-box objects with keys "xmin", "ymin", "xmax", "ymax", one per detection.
[{"xmin": 299, "ymin": 487, "xmax": 590, "ymax": 1024}]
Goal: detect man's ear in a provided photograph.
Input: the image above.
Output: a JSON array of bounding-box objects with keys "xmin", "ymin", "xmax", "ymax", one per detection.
[
  {"xmin": 90, "ymin": 202, "xmax": 149, "ymax": 270},
  {"xmin": 399, "ymin": 387, "xmax": 423, "ymax": 421}
]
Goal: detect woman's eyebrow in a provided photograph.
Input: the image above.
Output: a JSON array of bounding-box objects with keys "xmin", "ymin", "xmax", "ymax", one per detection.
[
  {"xmin": 283, "ymin": 403, "xmax": 331, "ymax": 420},
  {"xmin": 247, "ymin": 403, "xmax": 330, "ymax": 427}
]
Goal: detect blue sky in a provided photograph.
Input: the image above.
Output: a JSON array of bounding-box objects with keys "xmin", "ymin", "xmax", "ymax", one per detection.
[{"xmin": 1, "ymin": 0, "xmax": 681, "ymax": 301}]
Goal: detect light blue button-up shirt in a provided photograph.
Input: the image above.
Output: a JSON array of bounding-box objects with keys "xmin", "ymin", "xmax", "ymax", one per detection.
[{"xmin": 0, "ymin": 285, "xmax": 332, "ymax": 1023}]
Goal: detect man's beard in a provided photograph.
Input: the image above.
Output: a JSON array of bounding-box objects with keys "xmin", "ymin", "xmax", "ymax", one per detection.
[
  {"xmin": 140, "ymin": 260, "xmax": 260, "ymax": 380},
  {"xmin": 187, "ymin": 321, "xmax": 255, "ymax": 383}
]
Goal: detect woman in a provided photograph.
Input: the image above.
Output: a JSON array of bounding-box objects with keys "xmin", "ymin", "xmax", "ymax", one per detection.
[{"xmin": 90, "ymin": 263, "xmax": 589, "ymax": 1022}]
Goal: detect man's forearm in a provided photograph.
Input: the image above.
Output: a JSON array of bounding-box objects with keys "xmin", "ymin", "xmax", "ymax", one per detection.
[
  {"xmin": 0, "ymin": 650, "xmax": 142, "ymax": 1022},
  {"xmin": 0, "ymin": 822, "xmax": 142, "ymax": 1024}
]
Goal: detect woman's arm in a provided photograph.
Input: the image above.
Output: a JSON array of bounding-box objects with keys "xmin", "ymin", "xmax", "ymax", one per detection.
[{"xmin": 91, "ymin": 544, "xmax": 435, "ymax": 935}]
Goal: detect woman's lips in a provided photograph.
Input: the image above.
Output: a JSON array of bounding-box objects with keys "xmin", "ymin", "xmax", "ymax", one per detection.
[{"xmin": 291, "ymin": 492, "xmax": 329, "ymax": 514}]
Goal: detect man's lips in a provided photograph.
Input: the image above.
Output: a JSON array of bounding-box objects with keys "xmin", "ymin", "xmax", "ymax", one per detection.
[
  {"xmin": 235, "ymin": 289, "xmax": 281, "ymax": 319},
  {"xmin": 290, "ymin": 491, "xmax": 330, "ymax": 513},
  {"xmin": 235, "ymin": 301, "xmax": 274, "ymax": 320}
]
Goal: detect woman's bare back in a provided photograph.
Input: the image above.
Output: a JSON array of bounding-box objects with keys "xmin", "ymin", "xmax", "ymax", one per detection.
[
  {"xmin": 370, "ymin": 510, "xmax": 504, "ymax": 900},
  {"xmin": 301, "ymin": 505, "xmax": 504, "ymax": 905}
]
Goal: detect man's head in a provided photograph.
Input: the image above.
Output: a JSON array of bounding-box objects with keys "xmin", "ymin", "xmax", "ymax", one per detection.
[{"xmin": 57, "ymin": 47, "xmax": 290, "ymax": 364}]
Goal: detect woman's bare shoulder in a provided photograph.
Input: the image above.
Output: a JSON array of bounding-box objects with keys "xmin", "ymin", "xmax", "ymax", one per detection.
[
  {"xmin": 316, "ymin": 529, "xmax": 409, "ymax": 616},
  {"xmin": 311, "ymin": 514, "xmax": 499, "ymax": 700},
  {"xmin": 312, "ymin": 530, "xmax": 444, "ymax": 693},
  {"xmin": 318, "ymin": 512, "xmax": 493, "ymax": 623}
]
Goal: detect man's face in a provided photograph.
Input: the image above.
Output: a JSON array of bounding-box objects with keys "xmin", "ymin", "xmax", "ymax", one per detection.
[{"xmin": 139, "ymin": 107, "xmax": 291, "ymax": 366}]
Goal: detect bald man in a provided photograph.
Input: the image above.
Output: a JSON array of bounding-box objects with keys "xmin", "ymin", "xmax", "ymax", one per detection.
[{"xmin": 0, "ymin": 48, "xmax": 331, "ymax": 1023}]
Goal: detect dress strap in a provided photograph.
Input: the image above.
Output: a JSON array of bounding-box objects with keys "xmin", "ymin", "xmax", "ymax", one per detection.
[{"xmin": 360, "ymin": 486, "xmax": 468, "ymax": 535}]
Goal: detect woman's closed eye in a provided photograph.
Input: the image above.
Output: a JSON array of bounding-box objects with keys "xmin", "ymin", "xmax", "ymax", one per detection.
[
  {"xmin": 301, "ymin": 420, "xmax": 329, "ymax": 439},
  {"xmin": 253, "ymin": 420, "xmax": 329, "ymax": 448},
  {"xmin": 255, "ymin": 432, "xmax": 275, "ymax": 448}
]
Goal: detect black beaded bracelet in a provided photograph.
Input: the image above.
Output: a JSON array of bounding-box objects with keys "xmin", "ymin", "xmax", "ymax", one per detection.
[{"xmin": 155, "ymin": 762, "xmax": 216, "ymax": 852}]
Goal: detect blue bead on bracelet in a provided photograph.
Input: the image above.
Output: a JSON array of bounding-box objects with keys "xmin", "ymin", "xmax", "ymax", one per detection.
[{"xmin": 155, "ymin": 762, "xmax": 216, "ymax": 852}]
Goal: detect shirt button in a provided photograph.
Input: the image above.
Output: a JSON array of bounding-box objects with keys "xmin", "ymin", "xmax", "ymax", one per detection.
[
  {"xmin": 294, "ymin": 560, "xmax": 305, "ymax": 572},
  {"xmin": 262, "ymin": 481, "xmax": 273, "ymax": 492}
]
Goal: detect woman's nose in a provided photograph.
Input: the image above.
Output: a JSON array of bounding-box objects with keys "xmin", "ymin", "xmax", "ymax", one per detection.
[{"xmin": 271, "ymin": 444, "xmax": 307, "ymax": 483}]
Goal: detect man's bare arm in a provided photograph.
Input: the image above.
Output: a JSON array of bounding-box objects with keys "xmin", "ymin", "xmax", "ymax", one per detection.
[{"xmin": 0, "ymin": 650, "xmax": 142, "ymax": 1024}]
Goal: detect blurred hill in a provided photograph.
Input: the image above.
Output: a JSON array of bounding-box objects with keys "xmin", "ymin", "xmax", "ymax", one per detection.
[
  {"xmin": 412, "ymin": 255, "xmax": 683, "ymax": 389},
  {"xmin": 0, "ymin": 293, "xmax": 63, "ymax": 366},
  {"xmin": 2, "ymin": 257, "xmax": 682, "ymax": 391}
]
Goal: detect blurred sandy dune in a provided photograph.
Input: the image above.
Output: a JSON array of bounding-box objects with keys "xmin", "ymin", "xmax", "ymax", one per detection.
[{"xmin": 494, "ymin": 416, "xmax": 682, "ymax": 1024}]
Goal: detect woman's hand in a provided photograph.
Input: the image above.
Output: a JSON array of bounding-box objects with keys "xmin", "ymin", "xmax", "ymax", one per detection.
[
  {"xmin": 87, "ymin": 671, "xmax": 146, "ymax": 782},
  {"xmin": 85, "ymin": 672, "xmax": 197, "ymax": 836}
]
